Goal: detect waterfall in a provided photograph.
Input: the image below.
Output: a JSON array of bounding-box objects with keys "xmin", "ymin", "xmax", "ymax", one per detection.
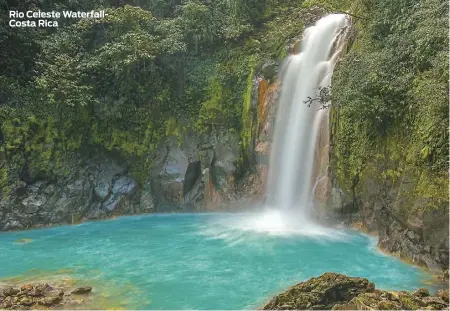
[{"xmin": 265, "ymin": 14, "xmax": 349, "ymax": 221}]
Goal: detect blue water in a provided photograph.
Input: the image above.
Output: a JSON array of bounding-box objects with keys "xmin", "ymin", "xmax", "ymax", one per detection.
[{"xmin": 0, "ymin": 213, "xmax": 433, "ymax": 309}]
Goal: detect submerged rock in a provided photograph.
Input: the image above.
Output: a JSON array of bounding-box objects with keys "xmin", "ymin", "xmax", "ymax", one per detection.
[
  {"xmin": 71, "ymin": 286, "xmax": 92, "ymax": 294},
  {"xmin": 263, "ymin": 272, "xmax": 450, "ymax": 310}
]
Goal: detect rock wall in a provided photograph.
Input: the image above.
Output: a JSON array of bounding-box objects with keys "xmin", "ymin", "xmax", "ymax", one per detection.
[
  {"xmin": 0, "ymin": 129, "xmax": 246, "ymax": 230},
  {"xmin": 322, "ymin": 104, "xmax": 449, "ymax": 272},
  {"xmin": 0, "ymin": 61, "xmax": 284, "ymax": 231},
  {"xmin": 322, "ymin": 163, "xmax": 449, "ymax": 272}
]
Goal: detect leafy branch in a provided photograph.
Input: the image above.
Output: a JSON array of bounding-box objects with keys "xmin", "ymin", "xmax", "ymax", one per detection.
[{"xmin": 304, "ymin": 86, "xmax": 332, "ymax": 110}]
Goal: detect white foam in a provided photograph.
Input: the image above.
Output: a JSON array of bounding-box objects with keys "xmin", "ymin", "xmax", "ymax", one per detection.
[{"xmin": 199, "ymin": 210, "xmax": 350, "ymax": 243}]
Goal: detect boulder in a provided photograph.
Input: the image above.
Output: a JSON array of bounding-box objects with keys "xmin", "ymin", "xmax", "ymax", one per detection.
[
  {"xmin": 413, "ymin": 288, "xmax": 430, "ymax": 298},
  {"xmin": 3, "ymin": 288, "xmax": 19, "ymax": 297},
  {"xmin": 263, "ymin": 272, "xmax": 375, "ymax": 310},
  {"xmin": 19, "ymin": 297, "xmax": 33, "ymax": 306},
  {"xmin": 38, "ymin": 295, "xmax": 62, "ymax": 306},
  {"xmin": 436, "ymin": 289, "xmax": 449, "ymax": 303},
  {"xmin": 20, "ymin": 284, "xmax": 33, "ymax": 292},
  {"xmin": 422, "ymin": 296, "xmax": 448, "ymax": 309},
  {"xmin": 263, "ymin": 273, "xmax": 450, "ymax": 310}
]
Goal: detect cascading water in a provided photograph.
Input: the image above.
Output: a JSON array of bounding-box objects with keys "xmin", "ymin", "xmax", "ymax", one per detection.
[
  {"xmin": 265, "ymin": 14, "xmax": 349, "ymax": 224},
  {"xmin": 208, "ymin": 14, "xmax": 350, "ymax": 236}
]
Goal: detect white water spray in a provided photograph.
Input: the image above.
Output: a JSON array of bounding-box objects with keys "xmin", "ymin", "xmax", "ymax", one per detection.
[{"xmin": 265, "ymin": 14, "xmax": 349, "ymax": 223}]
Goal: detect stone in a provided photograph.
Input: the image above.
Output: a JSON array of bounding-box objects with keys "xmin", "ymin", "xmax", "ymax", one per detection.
[
  {"xmin": 112, "ymin": 176, "xmax": 137, "ymax": 196},
  {"xmin": 20, "ymin": 284, "xmax": 33, "ymax": 292},
  {"xmin": 139, "ymin": 183, "xmax": 155, "ymax": 212},
  {"xmin": 71, "ymin": 286, "xmax": 92, "ymax": 295},
  {"xmin": 103, "ymin": 196, "xmax": 120, "ymax": 212},
  {"xmin": 397, "ymin": 291, "xmax": 424, "ymax": 309},
  {"xmin": 260, "ymin": 60, "xmax": 278, "ymax": 81},
  {"xmin": 19, "ymin": 296, "xmax": 33, "ymax": 306},
  {"xmin": 263, "ymin": 272, "xmax": 375, "ymax": 310},
  {"xmin": 14, "ymin": 238, "xmax": 32, "ymax": 244},
  {"xmin": 436, "ymin": 290, "xmax": 449, "ymax": 303},
  {"xmin": 264, "ymin": 273, "xmax": 450, "ymax": 310},
  {"xmin": 406, "ymin": 230, "xmax": 417, "ymax": 241},
  {"xmin": 2, "ymin": 220, "xmax": 23, "ymax": 231},
  {"xmin": 422, "ymin": 296, "xmax": 448, "ymax": 309},
  {"xmin": 2, "ymin": 296, "xmax": 13, "ymax": 307},
  {"xmin": 3, "ymin": 287, "xmax": 20, "ymax": 297},
  {"xmin": 32, "ymin": 283, "xmax": 51, "ymax": 297},
  {"xmin": 412, "ymin": 288, "xmax": 430, "ymax": 298},
  {"xmin": 21, "ymin": 194, "xmax": 46, "ymax": 214},
  {"xmin": 38, "ymin": 295, "xmax": 62, "ymax": 306}
]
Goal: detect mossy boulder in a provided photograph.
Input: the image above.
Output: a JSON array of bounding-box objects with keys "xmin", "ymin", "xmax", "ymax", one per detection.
[
  {"xmin": 262, "ymin": 272, "xmax": 375, "ymax": 310},
  {"xmin": 263, "ymin": 273, "xmax": 450, "ymax": 310}
]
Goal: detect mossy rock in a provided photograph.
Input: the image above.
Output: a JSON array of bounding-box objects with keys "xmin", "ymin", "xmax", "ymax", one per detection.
[{"xmin": 263, "ymin": 272, "xmax": 375, "ymax": 310}]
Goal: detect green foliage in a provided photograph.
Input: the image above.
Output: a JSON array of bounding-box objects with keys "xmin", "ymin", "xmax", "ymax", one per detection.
[
  {"xmin": 0, "ymin": 0, "xmax": 330, "ymax": 191},
  {"xmin": 196, "ymin": 77, "xmax": 227, "ymax": 133},
  {"xmin": 241, "ymin": 56, "xmax": 256, "ymax": 151},
  {"xmin": 331, "ymin": 0, "xmax": 448, "ymax": 207},
  {"xmin": 165, "ymin": 117, "xmax": 184, "ymax": 145}
]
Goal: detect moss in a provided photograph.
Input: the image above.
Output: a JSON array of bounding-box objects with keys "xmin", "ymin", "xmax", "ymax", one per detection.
[
  {"xmin": 165, "ymin": 117, "xmax": 183, "ymax": 146},
  {"xmin": 397, "ymin": 292, "xmax": 421, "ymax": 310},
  {"xmin": 376, "ymin": 299, "xmax": 398, "ymax": 310},
  {"xmin": 195, "ymin": 76, "xmax": 227, "ymax": 134},
  {"xmin": 0, "ymin": 166, "xmax": 9, "ymax": 195},
  {"xmin": 240, "ymin": 55, "xmax": 256, "ymax": 152}
]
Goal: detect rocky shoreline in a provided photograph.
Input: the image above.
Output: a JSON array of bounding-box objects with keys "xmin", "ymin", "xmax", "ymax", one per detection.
[
  {"xmin": 0, "ymin": 283, "xmax": 92, "ymax": 310},
  {"xmin": 263, "ymin": 272, "xmax": 449, "ymax": 310},
  {"xmin": 2, "ymin": 273, "xmax": 448, "ymax": 310}
]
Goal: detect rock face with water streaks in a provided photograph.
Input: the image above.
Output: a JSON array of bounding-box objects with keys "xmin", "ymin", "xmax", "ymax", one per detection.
[{"xmin": 263, "ymin": 273, "xmax": 450, "ymax": 310}]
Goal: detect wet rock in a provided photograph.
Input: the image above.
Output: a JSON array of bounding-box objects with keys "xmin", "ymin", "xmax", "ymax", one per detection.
[
  {"xmin": 2, "ymin": 220, "xmax": 23, "ymax": 231},
  {"xmin": 413, "ymin": 288, "xmax": 430, "ymax": 298},
  {"xmin": 211, "ymin": 136, "xmax": 239, "ymax": 194},
  {"xmin": 397, "ymin": 290, "xmax": 425, "ymax": 309},
  {"xmin": 3, "ymin": 288, "xmax": 20, "ymax": 297},
  {"xmin": 20, "ymin": 284, "xmax": 33, "ymax": 293},
  {"xmin": 2, "ymin": 296, "xmax": 13, "ymax": 307},
  {"xmin": 71, "ymin": 286, "xmax": 92, "ymax": 294},
  {"xmin": 438, "ymin": 269, "xmax": 449, "ymax": 282},
  {"xmin": 264, "ymin": 273, "xmax": 450, "ymax": 310},
  {"xmin": 263, "ymin": 272, "xmax": 375, "ymax": 310},
  {"xmin": 38, "ymin": 295, "xmax": 62, "ymax": 306},
  {"xmin": 260, "ymin": 60, "xmax": 278, "ymax": 81},
  {"xmin": 19, "ymin": 297, "xmax": 33, "ymax": 306},
  {"xmin": 139, "ymin": 182, "xmax": 155, "ymax": 212},
  {"xmin": 14, "ymin": 238, "xmax": 32, "ymax": 244},
  {"xmin": 422, "ymin": 296, "xmax": 448, "ymax": 309},
  {"xmin": 0, "ymin": 284, "xmax": 67, "ymax": 310},
  {"xmin": 436, "ymin": 289, "xmax": 449, "ymax": 303}
]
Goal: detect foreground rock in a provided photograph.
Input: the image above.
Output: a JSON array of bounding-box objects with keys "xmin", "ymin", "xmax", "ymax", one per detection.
[
  {"xmin": 263, "ymin": 272, "xmax": 449, "ymax": 310},
  {"xmin": 0, "ymin": 283, "xmax": 92, "ymax": 310}
]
